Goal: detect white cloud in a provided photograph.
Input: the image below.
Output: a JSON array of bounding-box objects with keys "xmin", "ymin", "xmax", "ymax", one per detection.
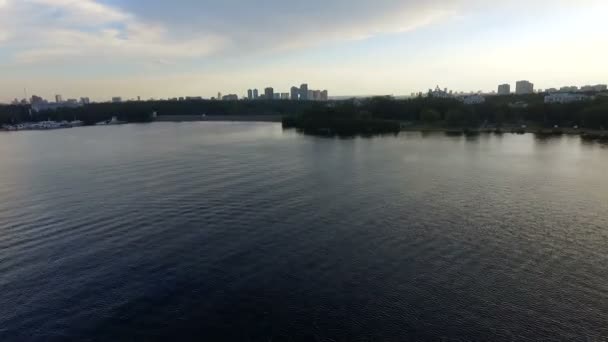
[
  {"xmin": 26, "ymin": 0, "xmax": 130, "ymax": 23},
  {"xmin": 0, "ymin": 0, "xmax": 230, "ymax": 65}
]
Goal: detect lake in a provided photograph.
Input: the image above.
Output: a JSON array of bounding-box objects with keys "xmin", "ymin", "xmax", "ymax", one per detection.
[{"xmin": 1, "ymin": 122, "xmax": 607, "ymax": 341}]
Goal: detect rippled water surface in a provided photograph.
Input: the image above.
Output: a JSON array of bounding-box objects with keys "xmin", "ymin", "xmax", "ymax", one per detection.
[{"xmin": 1, "ymin": 123, "xmax": 607, "ymax": 341}]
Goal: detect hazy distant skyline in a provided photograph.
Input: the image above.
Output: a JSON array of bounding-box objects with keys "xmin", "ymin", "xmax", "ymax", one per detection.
[{"xmin": 1, "ymin": 0, "xmax": 607, "ymax": 102}]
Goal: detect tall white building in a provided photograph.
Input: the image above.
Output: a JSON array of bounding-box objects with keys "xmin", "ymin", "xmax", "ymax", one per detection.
[
  {"xmin": 515, "ymin": 81, "xmax": 534, "ymax": 95},
  {"xmin": 498, "ymin": 84, "xmax": 510, "ymax": 95}
]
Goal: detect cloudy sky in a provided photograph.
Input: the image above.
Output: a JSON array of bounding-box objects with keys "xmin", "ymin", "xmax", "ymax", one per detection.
[{"xmin": 0, "ymin": 0, "xmax": 607, "ymax": 102}]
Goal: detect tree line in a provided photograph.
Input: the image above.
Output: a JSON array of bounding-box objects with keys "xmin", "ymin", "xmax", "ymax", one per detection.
[
  {"xmin": 0, "ymin": 99, "xmax": 318, "ymax": 125},
  {"xmin": 2, "ymin": 94, "xmax": 608, "ymax": 129}
]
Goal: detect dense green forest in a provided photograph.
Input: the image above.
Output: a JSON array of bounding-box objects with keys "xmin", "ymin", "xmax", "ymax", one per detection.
[
  {"xmin": 2, "ymin": 94, "xmax": 608, "ymax": 131},
  {"xmin": 283, "ymin": 94, "xmax": 608, "ymax": 135},
  {"xmin": 282, "ymin": 101, "xmax": 401, "ymax": 136},
  {"xmin": 358, "ymin": 94, "xmax": 608, "ymax": 128}
]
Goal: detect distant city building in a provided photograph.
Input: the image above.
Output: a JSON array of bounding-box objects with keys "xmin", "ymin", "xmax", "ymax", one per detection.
[
  {"xmin": 509, "ymin": 101, "xmax": 529, "ymax": 109},
  {"xmin": 300, "ymin": 83, "xmax": 309, "ymax": 100},
  {"xmin": 580, "ymin": 84, "xmax": 607, "ymax": 92},
  {"xmin": 544, "ymin": 93, "xmax": 589, "ymax": 104},
  {"xmin": 222, "ymin": 94, "xmax": 238, "ymax": 101},
  {"xmin": 55, "ymin": 95, "xmax": 63, "ymax": 103},
  {"xmin": 321, "ymin": 90, "xmax": 328, "ymax": 101},
  {"xmin": 112, "ymin": 97, "xmax": 122, "ymax": 103},
  {"xmin": 253, "ymin": 89, "xmax": 259, "ymax": 99},
  {"xmin": 307, "ymin": 89, "xmax": 313, "ymax": 100},
  {"xmin": 312, "ymin": 90, "xmax": 321, "ymax": 101},
  {"xmin": 545, "ymin": 88, "xmax": 558, "ymax": 93},
  {"xmin": 559, "ymin": 86, "xmax": 578, "ymax": 92},
  {"xmin": 185, "ymin": 96, "xmax": 203, "ymax": 100},
  {"xmin": 29, "ymin": 94, "xmax": 82, "ymax": 111},
  {"xmin": 264, "ymin": 87, "xmax": 274, "ymax": 100},
  {"xmin": 273, "ymin": 93, "xmax": 281, "ymax": 100},
  {"xmin": 247, "ymin": 89, "xmax": 253, "ymax": 99},
  {"xmin": 312, "ymin": 90, "xmax": 322, "ymax": 101},
  {"xmin": 515, "ymin": 81, "xmax": 534, "ymax": 95},
  {"xmin": 290, "ymin": 86, "xmax": 299, "ymax": 100},
  {"xmin": 79, "ymin": 97, "xmax": 90, "ymax": 104},
  {"xmin": 280, "ymin": 93, "xmax": 289, "ymax": 100},
  {"xmin": 462, "ymin": 95, "xmax": 486, "ymax": 105},
  {"xmin": 428, "ymin": 85, "xmax": 452, "ymax": 98},
  {"xmin": 31, "ymin": 95, "xmax": 44, "ymax": 105},
  {"xmin": 497, "ymin": 84, "xmax": 510, "ymax": 95}
]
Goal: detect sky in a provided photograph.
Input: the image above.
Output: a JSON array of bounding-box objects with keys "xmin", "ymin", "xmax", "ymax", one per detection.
[{"xmin": 0, "ymin": 0, "xmax": 607, "ymax": 102}]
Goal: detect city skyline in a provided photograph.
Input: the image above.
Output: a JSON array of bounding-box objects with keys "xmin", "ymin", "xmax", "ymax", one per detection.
[
  {"xmin": 1, "ymin": 1, "xmax": 607, "ymax": 102},
  {"xmin": 10, "ymin": 79, "xmax": 608, "ymax": 106}
]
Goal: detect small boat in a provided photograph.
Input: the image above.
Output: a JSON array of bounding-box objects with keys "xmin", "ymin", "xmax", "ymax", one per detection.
[{"xmin": 97, "ymin": 116, "xmax": 126, "ymax": 126}]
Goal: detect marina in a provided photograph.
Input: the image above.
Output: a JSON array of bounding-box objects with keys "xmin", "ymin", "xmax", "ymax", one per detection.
[{"xmin": 1, "ymin": 120, "xmax": 84, "ymax": 131}]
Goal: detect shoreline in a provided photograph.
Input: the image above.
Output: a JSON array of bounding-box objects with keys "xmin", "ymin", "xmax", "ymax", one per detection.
[
  {"xmin": 3, "ymin": 119, "xmax": 607, "ymax": 140},
  {"xmin": 154, "ymin": 114, "xmax": 282, "ymax": 122},
  {"xmin": 398, "ymin": 124, "xmax": 608, "ymax": 137}
]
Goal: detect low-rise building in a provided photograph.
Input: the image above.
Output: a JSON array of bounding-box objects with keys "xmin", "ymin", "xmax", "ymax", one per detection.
[
  {"xmin": 560, "ymin": 86, "xmax": 578, "ymax": 92},
  {"xmin": 544, "ymin": 93, "xmax": 589, "ymax": 104},
  {"xmin": 509, "ymin": 101, "xmax": 529, "ymax": 109},
  {"xmin": 580, "ymin": 84, "xmax": 607, "ymax": 92},
  {"xmin": 221, "ymin": 94, "xmax": 238, "ymax": 101},
  {"xmin": 462, "ymin": 95, "xmax": 486, "ymax": 105}
]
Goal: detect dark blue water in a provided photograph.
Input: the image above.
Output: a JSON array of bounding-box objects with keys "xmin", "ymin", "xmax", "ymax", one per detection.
[{"xmin": 1, "ymin": 123, "xmax": 607, "ymax": 341}]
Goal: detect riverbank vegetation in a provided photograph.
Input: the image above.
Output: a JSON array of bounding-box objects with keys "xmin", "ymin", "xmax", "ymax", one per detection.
[
  {"xmin": 282, "ymin": 102, "xmax": 400, "ymax": 136},
  {"xmin": 0, "ymin": 100, "xmax": 316, "ymax": 126},
  {"xmin": 2, "ymin": 94, "xmax": 608, "ymax": 135}
]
